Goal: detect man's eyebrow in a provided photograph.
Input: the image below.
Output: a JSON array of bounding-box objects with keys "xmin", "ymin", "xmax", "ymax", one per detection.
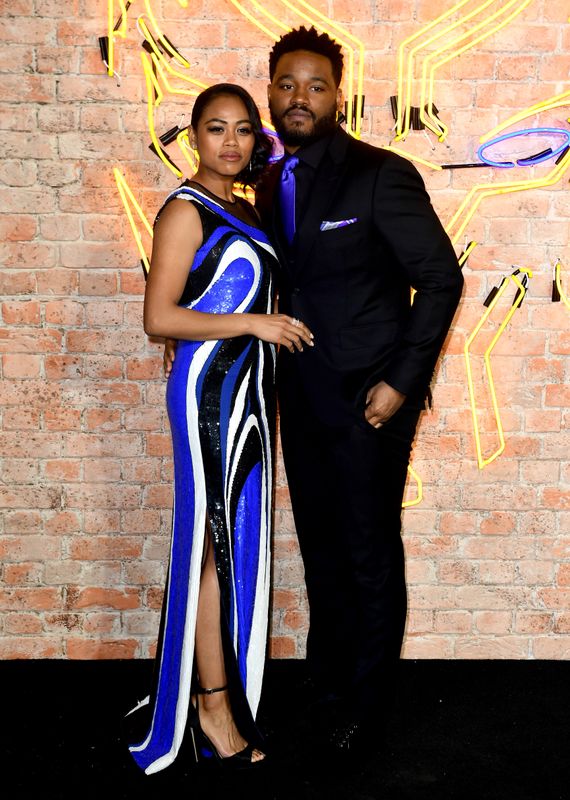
[{"xmin": 276, "ymin": 73, "xmax": 330, "ymax": 84}]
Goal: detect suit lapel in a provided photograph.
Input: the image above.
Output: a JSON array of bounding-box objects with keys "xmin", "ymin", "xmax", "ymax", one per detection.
[{"xmin": 294, "ymin": 127, "xmax": 351, "ymax": 276}]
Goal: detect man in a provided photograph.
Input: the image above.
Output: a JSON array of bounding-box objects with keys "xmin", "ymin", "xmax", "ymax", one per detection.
[{"xmin": 255, "ymin": 26, "xmax": 464, "ymax": 754}]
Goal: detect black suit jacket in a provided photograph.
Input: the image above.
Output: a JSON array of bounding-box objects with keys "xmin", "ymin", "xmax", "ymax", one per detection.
[{"xmin": 256, "ymin": 126, "xmax": 464, "ymax": 425}]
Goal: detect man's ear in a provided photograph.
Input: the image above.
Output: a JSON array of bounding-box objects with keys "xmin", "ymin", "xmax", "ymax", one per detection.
[{"xmin": 336, "ymin": 86, "xmax": 343, "ymax": 113}]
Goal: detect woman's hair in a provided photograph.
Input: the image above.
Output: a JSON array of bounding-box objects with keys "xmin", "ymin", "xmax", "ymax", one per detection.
[{"xmin": 190, "ymin": 83, "xmax": 273, "ymax": 189}]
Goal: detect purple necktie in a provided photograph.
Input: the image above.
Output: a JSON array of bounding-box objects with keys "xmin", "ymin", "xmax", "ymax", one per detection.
[{"xmin": 279, "ymin": 155, "xmax": 299, "ymax": 244}]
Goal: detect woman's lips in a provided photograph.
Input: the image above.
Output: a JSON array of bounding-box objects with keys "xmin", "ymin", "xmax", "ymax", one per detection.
[{"xmin": 220, "ymin": 153, "xmax": 241, "ymax": 161}]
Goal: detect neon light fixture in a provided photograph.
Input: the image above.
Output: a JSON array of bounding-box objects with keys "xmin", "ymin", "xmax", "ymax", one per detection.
[
  {"xmin": 458, "ymin": 241, "xmax": 478, "ymax": 267},
  {"xmin": 420, "ymin": 0, "xmax": 533, "ymax": 141},
  {"xmin": 141, "ymin": 51, "xmax": 184, "ymax": 177},
  {"xmin": 446, "ymin": 146, "xmax": 570, "ymax": 246},
  {"xmin": 464, "ymin": 268, "xmax": 532, "ymax": 469},
  {"xmin": 394, "ymin": 0, "xmax": 533, "ymax": 143},
  {"xmin": 402, "ymin": 465, "xmax": 423, "ymax": 508},
  {"xmin": 105, "ymin": 0, "xmax": 130, "ymax": 78},
  {"xmin": 480, "ymin": 90, "xmax": 570, "ymax": 144},
  {"xmin": 394, "ymin": 0, "xmax": 473, "ymax": 141},
  {"xmin": 554, "ymin": 260, "xmax": 570, "ymax": 311},
  {"xmin": 113, "ymin": 167, "xmax": 153, "ymax": 276},
  {"xmin": 477, "ymin": 128, "xmax": 570, "ymax": 168},
  {"xmin": 141, "ymin": 0, "xmax": 191, "ymax": 67},
  {"xmin": 381, "ymin": 145, "xmax": 442, "ymax": 172}
]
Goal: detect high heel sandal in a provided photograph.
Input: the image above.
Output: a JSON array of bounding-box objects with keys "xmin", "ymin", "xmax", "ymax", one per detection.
[{"xmin": 189, "ymin": 684, "xmax": 265, "ymax": 770}]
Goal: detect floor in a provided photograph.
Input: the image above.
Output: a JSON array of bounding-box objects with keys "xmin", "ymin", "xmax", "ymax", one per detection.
[{"xmin": 3, "ymin": 659, "xmax": 568, "ymax": 799}]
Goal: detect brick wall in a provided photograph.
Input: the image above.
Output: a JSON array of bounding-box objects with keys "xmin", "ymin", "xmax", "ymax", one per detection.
[{"xmin": 0, "ymin": 0, "xmax": 568, "ymax": 660}]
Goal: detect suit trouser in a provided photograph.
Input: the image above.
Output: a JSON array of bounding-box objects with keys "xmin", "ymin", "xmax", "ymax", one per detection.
[{"xmin": 278, "ymin": 384, "xmax": 421, "ymax": 721}]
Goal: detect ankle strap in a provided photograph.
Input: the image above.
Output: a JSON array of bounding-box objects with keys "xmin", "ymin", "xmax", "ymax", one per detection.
[{"xmin": 197, "ymin": 684, "xmax": 228, "ymax": 695}]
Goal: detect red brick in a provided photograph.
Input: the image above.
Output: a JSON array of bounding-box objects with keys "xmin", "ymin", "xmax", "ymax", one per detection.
[
  {"xmin": 36, "ymin": 268, "xmax": 79, "ymax": 295},
  {"xmin": 1, "ymin": 407, "xmax": 40, "ymax": 429},
  {"xmin": 2, "ymin": 354, "xmax": 41, "ymax": 378},
  {"xmin": 2, "ymin": 301, "xmax": 40, "ymax": 325},
  {"xmin": 84, "ymin": 408, "xmax": 122, "ymax": 431},
  {"xmin": 69, "ymin": 537, "xmax": 143, "ymax": 561},
  {"xmin": 44, "ymin": 510, "xmax": 80, "ymax": 535},
  {"xmin": 268, "ymin": 636, "xmax": 297, "ymax": 658},
  {"xmin": 3, "ymin": 562, "xmax": 43, "ymax": 585},
  {"xmin": 44, "ymin": 355, "xmax": 83, "ymax": 380},
  {"xmin": 123, "ymin": 562, "xmax": 164, "ymax": 585},
  {"xmin": 44, "ymin": 459, "xmax": 81, "ymax": 481},
  {"xmin": 0, "ymin": 587, "xmax": 61, "ymax": 610},
  {"xmin": 0, "ymin": 639, "xmax": 61, "ymax": 659},
  {"xmin": 84, "ymin": 356, "xmax": 123, "ymax": 379},
  {"xmin": 44, "ymin": 407, "xmax": 82, "ymax": 431},
  {"xmin": 3, "ymin": 511, "xmax": 42, "ymax": 534},
  {"xmin": 65, "ymin": 587, "xmax": 141, "ymax": 610},
  {"xmin": 66, "ymin": 639, "xmax": 139, "ymax": 659},
  {"xmin": 44, "ymin": 300, "xmax": 85, "ymax": 325}
]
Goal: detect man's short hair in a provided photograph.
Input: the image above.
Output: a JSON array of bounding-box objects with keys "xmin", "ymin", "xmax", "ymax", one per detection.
[{"xmin": 269, "ymin": 25, "xmax": 344, "ymax": 87}]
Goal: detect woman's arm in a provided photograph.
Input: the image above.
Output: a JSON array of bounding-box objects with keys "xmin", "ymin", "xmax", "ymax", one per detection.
[{"xmin": 144, "ymin": 198, "xmax": 313, "ymax": 352}]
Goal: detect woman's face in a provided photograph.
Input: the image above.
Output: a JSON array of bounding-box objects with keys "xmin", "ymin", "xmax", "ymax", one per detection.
[{"xmin": 191, "ymin": 94, "xmax": 255, "ymax": 180}]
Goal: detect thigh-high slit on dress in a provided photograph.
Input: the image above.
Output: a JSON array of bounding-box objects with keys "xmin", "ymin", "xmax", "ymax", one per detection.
[{"xmin": 126, "ymin": 186, "xmax": 277, "ymax": 775}]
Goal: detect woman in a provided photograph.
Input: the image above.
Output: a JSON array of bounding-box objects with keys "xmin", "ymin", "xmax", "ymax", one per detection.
[{"xmin": 126, "ymin": 84, "xmax": 312, "ymax": 774}]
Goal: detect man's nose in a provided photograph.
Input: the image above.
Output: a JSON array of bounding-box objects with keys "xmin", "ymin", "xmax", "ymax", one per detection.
[{"xmin": 291, "ymin": 87, "xmax": 309, "ymax": 106}]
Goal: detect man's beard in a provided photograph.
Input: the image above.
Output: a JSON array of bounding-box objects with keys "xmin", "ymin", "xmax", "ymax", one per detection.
[{"xmin": 270, "ymin": 103, "xmax": 338, "ymax": 147}]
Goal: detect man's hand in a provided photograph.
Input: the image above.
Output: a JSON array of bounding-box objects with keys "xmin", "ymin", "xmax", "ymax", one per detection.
[
  {"xmin": 364, "ymin": 381, "xmax": 406, "ymax": 428},
  {"xmin": 163, "ymin": 338, "xmax": 177, "ymax": 378}
]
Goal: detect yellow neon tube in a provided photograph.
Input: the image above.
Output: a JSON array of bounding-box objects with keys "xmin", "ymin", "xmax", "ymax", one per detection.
[
  {"xmin": 410, "ymin": 0, "xmax": 500, "ymax": 140},
  {"xmin": 107, "ymin": 0, "xmax": 130, "ymax": 78},
  {"xmin": 113, "ymin": 167, "xmax": 153, "ymax": 275},
  {"xmin": 142, "ymin": 0, "xmax": 190, "ymax": 67},
  {"xmin": 421, "ymin": 0, "xmax": 533, "ymax": 141},
  {"xmin": 227, "ymin": 0, "xmax": 284, "ymax": 38},
  {"xmin": 446, "ymin": 146, "xmax": 570, "ymax": 245},
  {"xmin": 480, "ymin": 90, "xmax": 570, "ymax": 144},
  {"xmin": 248, "ymin": 0, "xmax": 289, "ymax": 35},
  {"xmin": 458, "ymin": 241, "xmax": 478, "ymax": 267},
  {"xmin": 402, "ymin": 464, "xmax": 423, "ymax": 508},
  {"xmin": 394, "ymin": 0, "xmax": 472, "ymax": 140},
  {"xmin": 138, "ymin": 18, "xmax": 207, "ymax": 91},
  {"xmin": 149, "ymin": 51, "xmax": 203, "ymax": 99},
  {"xmin": 464, "ymin": 269, "xmax": 532, "ymax": 468},
  {"xmin": 381, "ymin": 145, "xmax": 442, "ymax": 171},
  {"xmin": 141, "ymin": 52, "xmax": 183, "ymax": 178},
  {"xmin": 177, "ymin": 128, "xmax": 199, "ymax": 173},
  {"xmin": 555, "ymin": 260, "xmax": 570, "ymax": 311}
]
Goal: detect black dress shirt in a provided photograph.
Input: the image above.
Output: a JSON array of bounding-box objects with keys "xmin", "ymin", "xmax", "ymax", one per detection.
[{"xmin": 277, "ymin": 129, "xmax": 337, "ymax": 252}]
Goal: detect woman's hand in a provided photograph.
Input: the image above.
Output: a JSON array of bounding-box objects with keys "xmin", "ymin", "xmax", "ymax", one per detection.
[
  {"xmin": 163, "ymin": 338, "xmax": 177, "ymax": 377},
  {"xmin": 248, "ymin": 314, "xmax": 314, "ymax": 353}
]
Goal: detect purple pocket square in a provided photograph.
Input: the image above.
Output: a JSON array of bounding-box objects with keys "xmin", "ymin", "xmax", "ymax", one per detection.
[{"xmin": 319, "ymin": 217, "xmax": 358, "ymax": 231}]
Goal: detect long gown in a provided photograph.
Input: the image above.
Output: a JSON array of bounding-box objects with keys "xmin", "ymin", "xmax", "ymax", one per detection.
[{"xmin": 127, "ymin": 186, "xmax": 278, "ymax": 775}]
